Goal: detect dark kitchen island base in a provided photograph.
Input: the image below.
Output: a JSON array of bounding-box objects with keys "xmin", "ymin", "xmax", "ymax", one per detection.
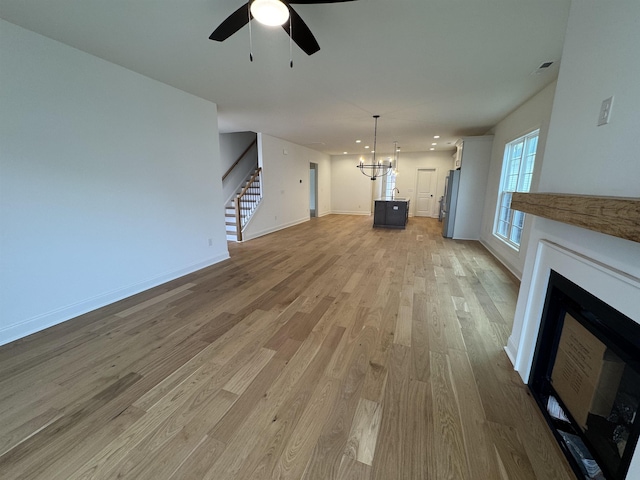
[{"xmin": 373, "ymin": 199, "xmax": 410, "ymax": 229}]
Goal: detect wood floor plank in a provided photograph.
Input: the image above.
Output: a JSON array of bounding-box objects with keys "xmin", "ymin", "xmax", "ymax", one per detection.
[
  {"xmin": 505, "ymin": 385, "xmax": 575, "ymax": 480},
  {"xmin": 410, "ymin": 293, "xmax": 431, "ymax": 383},
  {"xmin": 114, "ymin": 283, "xmax": 197, "ymax": 317},
  {"xmin": 222, "ymin": 347, "xmax": 276, "ymax": 395},
  {"xmin": 167, "ymin": 435, "xmax": 226, "ymax": 480},
  {"xmin": 103, "ymin": 389, "xmax": 238, "ymax": 480},
  {"xmin": 0, "ymin": 216, "xmax": 574, "ymax": 480},
  {"xmin": 208, "ymin": 338, "xmax": 300, "ymax": 442},
  {"xmin": 336, "ymin": 454, "xmax": 372, "ymax": 480},
  {"xmin": 431, "ymin": 350, "xmax": 469, "ymax": 480},
  {"xmin": 448, "ymin": 348, "xmax": 501, "ymax": 479},
  {"xmin": 0, "ymin": 372, "xmax": 144, "ymax": 479},
  {"xmin": 404, "ymin": 379, "xmax": 433, "ymax": 479},
  {"xmin": 301, "ymin": 325, "xmax": 374, "ymax": 479},
  {"xmin": 45, "ymin": 406, "xmax": 148, "ymax": 480},
  {"xmin": 268, "ymin": 375, "xmax": 340, "ymax": 480},
  {"xmin": 371, "ymin": 344, "xmax": 410, "ymax": 480},
  {"xmin": 394, "ymin": 285, "xmax": 413, "ymax": 347},
  {"xmin": 201, "ymin": 325, "xmax": 345, "ymax": 480},
  {"xmin": 346, "ymin": 397, "xmax": 382, "ymax": 466},
  {"xmin": 487, "ymin": 421, "xmax": 537, "ymax": 480}
]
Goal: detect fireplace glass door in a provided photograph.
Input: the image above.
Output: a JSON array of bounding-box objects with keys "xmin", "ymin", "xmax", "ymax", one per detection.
[{"xmin": 529, "ymin": 271, "xmax": 640, "ymax": 480}]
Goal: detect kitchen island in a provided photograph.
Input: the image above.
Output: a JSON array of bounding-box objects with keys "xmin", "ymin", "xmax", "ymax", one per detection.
[{"xmin": 373, "ymin": 199, "xmax": 410, "ymax": 229}]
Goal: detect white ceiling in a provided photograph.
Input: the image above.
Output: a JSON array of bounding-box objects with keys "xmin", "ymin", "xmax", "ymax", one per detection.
[{"xmin": 0, "ymin": 0, "xmax": 571, "ymax": 156}]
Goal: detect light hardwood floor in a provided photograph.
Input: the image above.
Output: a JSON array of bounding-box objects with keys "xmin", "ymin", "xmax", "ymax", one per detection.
[{"xmin": 0, "ymin": 215, "xmax": 575, "ymax": 479}]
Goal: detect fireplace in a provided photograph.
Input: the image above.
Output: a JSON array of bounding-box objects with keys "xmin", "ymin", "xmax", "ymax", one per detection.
[
  {"xmin": 529, "ymin": 270, "xmax": 640, "ymax": 479},
  {"xmin": 508, "ymin": 238, "xmax": 640, "ymax": 479}
]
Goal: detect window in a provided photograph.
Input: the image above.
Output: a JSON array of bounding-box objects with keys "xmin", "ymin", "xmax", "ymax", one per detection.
[
  {"xmin": 384, "ymin": 171, "xmax": 398, "ymax": 199},
  {"xmin": 494, "ymin": 129, "xmax": 539, "ymax": 249}
]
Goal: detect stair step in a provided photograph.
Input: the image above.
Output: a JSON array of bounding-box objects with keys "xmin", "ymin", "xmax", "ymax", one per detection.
[{"xmin": 226, "ymin": 172, "xmax": 262, "ymax": 236}]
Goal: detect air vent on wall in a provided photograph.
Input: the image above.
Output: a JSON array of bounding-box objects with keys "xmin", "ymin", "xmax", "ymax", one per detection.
[{"xmin": 532, "ymin": 61, "xmax": 555, "ymax": 75}]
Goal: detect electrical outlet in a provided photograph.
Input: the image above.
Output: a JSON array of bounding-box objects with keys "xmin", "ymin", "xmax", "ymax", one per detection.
[
  {"xmin": 598, "ymin": 96, "xmax": 614, "ymax": 126},
  {"xmin": 208, "ymin": 238, "xmax": 213, "ymax": 246}
]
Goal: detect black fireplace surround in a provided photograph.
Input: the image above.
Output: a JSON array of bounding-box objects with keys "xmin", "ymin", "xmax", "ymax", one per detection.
[{"xmin": 529, "ymin": 270, "xmax": 640, "ymax": 480}]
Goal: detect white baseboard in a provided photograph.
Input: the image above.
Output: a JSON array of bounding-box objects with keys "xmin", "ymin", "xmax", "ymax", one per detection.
[
  {"xmin": 0, "ymin": 252, "xmax": 230, "ymax": 347},
  {"xmin": 504, "ymin": 337, "xmax": 518, "ymax": 367},
  {"xmin": 242, "ymin": 217, "xmax": 310, "ymax": 242},
  {"xmin": 479, "ymin": 238, "xmax": 522, "ymax": 281},
  {"xmin": 330, "ymin": 210, "xmax": 371, "ymax": 216}
]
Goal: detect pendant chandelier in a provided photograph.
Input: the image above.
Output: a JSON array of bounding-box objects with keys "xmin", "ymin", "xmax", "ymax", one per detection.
[
  {"xmin": 392, "ymin": 141, "xmax": 400, "ymax": 175},
  {"xmin": 357, "ymin": 115, "xmax": 393, "ymax": 181}
]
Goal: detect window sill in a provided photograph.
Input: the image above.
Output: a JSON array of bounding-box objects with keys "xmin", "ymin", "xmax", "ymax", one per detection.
[{"xmin": 493, "ymin": 233, "xmax": 521, "ymax": 252}]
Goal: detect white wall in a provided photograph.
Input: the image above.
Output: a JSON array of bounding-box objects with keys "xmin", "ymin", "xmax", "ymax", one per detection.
[
  {"xmin": 0, "ymin": 21, "xmax": 228, "ymax": 346},
  {"xmin": 219, "ymin": 131, "xmax": 257, "ymax": 173},
  {"xmin": 331, "ymin": 156, "xmax": 374, "ymax": 215},
  {"xmin": 331, "ymin": 151, "xmax": 454, "ymax": 216},
  {"xmin": 392, "ymin": 151, "xmax": 454, "ymax": 217},
  {"xmin": 316, "ymin": 157, "xmax": 331, "ymax": 217},
  {"xmin": 509, "ymin": 5, "xmax": 640, "ymax": 475},
  {"xmin": 518, "ymin": 0, "xmax": 640, "ymax": 284},
  {"xmin": 480, "ymin": 82, "xmax": 557, "ymax": 278},
  {"xmin": 538, "ymin": 4, "xmax": 640, "ymax": 198},
  {"xmin": 453, "ymin": 136, "xmax": 494, "ymax": 240},
  {"xmin": 241, "ymin": 134, "xmax": 331, "ymax": 240},
  {"xmin": 220, "ymin": 131, "xmax": 258, "ymax": 204}
]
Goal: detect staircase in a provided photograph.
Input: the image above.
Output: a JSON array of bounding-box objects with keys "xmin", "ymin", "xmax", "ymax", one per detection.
[{"xmin": 225, "ymin": 168, "xmax": 262, "ymax": 242}]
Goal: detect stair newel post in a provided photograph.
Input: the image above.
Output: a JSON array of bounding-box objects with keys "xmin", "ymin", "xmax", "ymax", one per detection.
[{"xmin": 235, "ymin": 195, "xmax": 242, "ymax": 242}]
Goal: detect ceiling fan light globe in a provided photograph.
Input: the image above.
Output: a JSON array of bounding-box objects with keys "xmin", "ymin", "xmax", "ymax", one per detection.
[{"xmin": 251, "ymin": 0, "xmax": 290, "ymax": 26}]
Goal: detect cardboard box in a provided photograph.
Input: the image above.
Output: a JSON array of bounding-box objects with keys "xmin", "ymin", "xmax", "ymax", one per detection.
[{"xmin": 551, "ymin": 313, "xmax": 625, "ymax": 430}]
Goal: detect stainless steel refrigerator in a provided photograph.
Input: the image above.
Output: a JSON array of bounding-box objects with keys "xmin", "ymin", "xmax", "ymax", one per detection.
[{"xmin": 442, "ymin": 169, "xmax": 460, "ymax": 238}]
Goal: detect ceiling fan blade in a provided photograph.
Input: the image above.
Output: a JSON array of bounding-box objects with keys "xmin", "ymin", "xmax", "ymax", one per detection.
[
  {"xmin": 288, "ymin": 0, "xmax": 356, "ymax": 3},
  {"xmin": 209, "ymin": 3, "xmax": 250, "ymax": 41},
  {"xmin": 282, "ymin": 7, "xmax": 321, "ymax": 55}
]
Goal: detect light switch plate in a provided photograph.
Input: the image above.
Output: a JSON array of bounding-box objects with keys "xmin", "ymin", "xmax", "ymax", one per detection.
[{"xmin": 598, "ymin": 96, "xmax": 614, "ymax": 126}]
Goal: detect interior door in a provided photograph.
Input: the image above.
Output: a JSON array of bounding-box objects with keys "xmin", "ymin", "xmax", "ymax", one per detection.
[{"xmin": 416, "ymin": 168, "xmax": 437, "ymax": 217}]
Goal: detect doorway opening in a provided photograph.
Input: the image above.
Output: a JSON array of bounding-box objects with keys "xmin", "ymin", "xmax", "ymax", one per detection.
[{"xmin": 309, "ymin": 163, "xmax": 318, "ymax": 218}]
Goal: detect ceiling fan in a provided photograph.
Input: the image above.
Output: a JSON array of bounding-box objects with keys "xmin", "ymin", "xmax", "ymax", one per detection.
[{"xmin": 209, "ymin": 0, "xmax": 356, "ymax": 57}]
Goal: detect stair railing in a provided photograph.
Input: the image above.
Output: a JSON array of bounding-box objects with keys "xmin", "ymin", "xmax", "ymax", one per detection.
[
  {"xmin": 234, "ymin": 167, "xmax": 262, "ymax": 242},
  {"xmin": 222, "ymin": 139, "xmax": 257, "ymax": 181}
]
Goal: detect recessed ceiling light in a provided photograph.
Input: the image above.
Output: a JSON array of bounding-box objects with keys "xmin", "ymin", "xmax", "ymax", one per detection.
[
  {"xmin": 430, "ymin": 148, "xmax": 435, "ymax": 151},
  {"xmin": 355, "ymin": 140, "xmax": 361, "ymax": 143},
  {"xmin": 343, "ymin": 151, "xmax": 348, "ymax": 154},
  {"xmin": 434, "ymin": 135, "xmax": 440, "ymax": 139},
  {"xmin": 364, "ymin": 146, "xmax": 370, "ymax": 149},
  {"xmin": 431, "ymin": 142, "xmax": 437, "ymax": 146}
]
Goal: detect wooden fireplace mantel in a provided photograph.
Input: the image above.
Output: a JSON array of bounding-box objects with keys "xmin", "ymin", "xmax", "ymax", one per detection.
[{"xmin": 511, "ymin": 192, "xmax": 640, "ymax": 243}]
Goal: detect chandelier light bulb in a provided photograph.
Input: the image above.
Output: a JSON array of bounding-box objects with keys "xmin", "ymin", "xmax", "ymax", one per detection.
[{"xmin": 251, "ymin": 0, "xmax": 290, "ymax": 26}]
